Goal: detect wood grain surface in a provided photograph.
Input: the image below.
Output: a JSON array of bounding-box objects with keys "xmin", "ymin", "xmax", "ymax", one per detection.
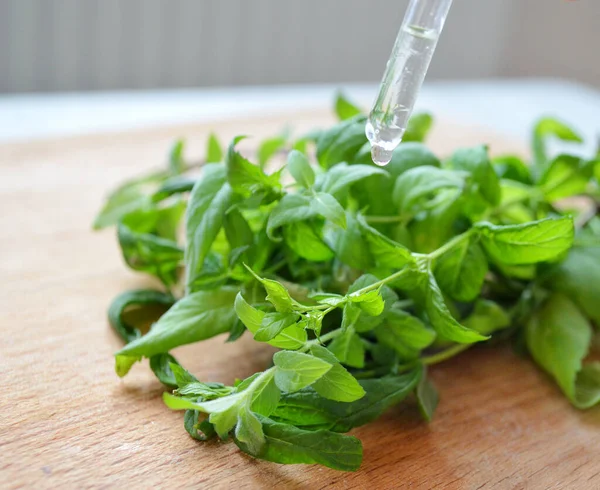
[{"xmin": 1, "ymin": 110, "xmax": 599, "ymax": 489}]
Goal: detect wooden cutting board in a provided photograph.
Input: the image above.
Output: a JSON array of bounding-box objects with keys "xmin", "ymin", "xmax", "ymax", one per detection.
[{"xmin": 1, "ymin": 110, "xmax": 599, "ymax": 489}]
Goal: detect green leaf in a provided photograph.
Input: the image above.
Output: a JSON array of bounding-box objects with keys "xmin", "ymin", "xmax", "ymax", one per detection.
[
  {"xmin": 272, "ymin": 368, "xmax": 422, "ymax": 432},
  {"xmin": 403, "ymin": 113, "xmax": 433, "ymax": 142},
  {"xmin": 93, "ymin": 171, "xmax": 166, "ymax": 229},
  {"xmin": 346, "ymin": 274, "xmax": 398, "ymax": 332},
  {"xmin": 434, "ymin": 239, "xmax": 487, "ymax": 302},
  {"xmin": 334, "ymin": 91, "xmax": 362, "ymax": 121},
  {"xmin": 115, "ymin": 288, "xmax": 238, "ymax": 369},
  {"xmin": 476, "ymin": 217, "xmax": 574, "ymax": 265},
  {"xmin": 245, "ymin": 267, "xmax": 294, "ymax": 313},
  {"xmin": 316, "ymin": 163, "xmax": 388, "ymax": 197},
  {"xmin": 424, "ymin": 269, "xmax": 488, "ymax": 344},
  {"xmin": 235, "ymin": 416, "xmax": 363, "ymax": 471},
  {"xmin": 258, "ymin": 135, "xmax": 287, "ymax": 167},
  {"xmin": 250, "ymin": 372, "xmax": 281, "ymax": 417},
  {"xmin": 185, "ymin": 164, "xmax": 233, "ymax": 291},
  {"xmin": 357, "ymin": 215, "xmax": 413, "ymax": 269},
  {"xmin": 206, "ymin": 132, "xmax": 223, "ymax": 163},
  {"xmin": 324, "ymin": 213, "xmax": 373, "ymax": 270},
  {"xmin": 492, "ymin": 155, "xmax": 532, "ymax": 184},
  {"xmin": 327, "ymin": 328, "xmax": 365, "ymax": 368},
  {"xmin": 273, "ymin": 351, "xmax": 332, "ymax": 392},
  {"xmin": 309, "ymin": 345, "xmax": 365, "ymax": 402},
  {"xmin": 226, "ymin": 136, "xmax": 280, "ymax": 196},
  {"xmin": 184, "ymin": 410, "xmax": 216, "ymax": 441},
  {"xmin": 393, "ymin": 166, "xmax": 465, "ymax": 217},
  {"xmin": 350, "ymin": 290, "xmax": 385, "ymax": 316},
  {"xmin": 574, "ymin": 364, "xmax": 600, "ymax": 409},
  {"xmin": 311, "ymin": 192, "xmax": 347, "ymax": 229},
  {"xmin": 267, "ymin": 193, "xmax": 318, "ymax": 240},
  {"xmin": 234, "ymin": 293, "xmax": 307, "ymax": 350},
  {"xmin": 108, "ymin": 289, "xmax": 175, "ymax": 343},
  {"xmin": 284, "ymin": 221, "xmax": 334, "ymax": 261},
  {"xmin": 287, "ymin": 150, "xmax": 315, "ymax": 188},
  {"xmin": 152, "ymin": 177, "xmax": 196, "ymax": 203},
  {"xmin": 462, "ymin": 299, "xmax": 511, "ymax": 336},
  {"xmin": 538, "ymin": 154, "xmax": 591, "ymax": 201},
  {"xmin": 255, "ymin": 312, "xmax": 299, "ymax": 342},
  {"xmin": 149, "ymin": 353, "xmax": 179, "ymax": 387},
  {"xmin": 169, "ymin": 139, "xmax": 186, "ymax": 175},
  {"xmin": 547, "ymin": 230, "xmax": 600, "ymax": 324},
  {"xmin": 416, "ymin": 369, "xmax": 439, "ymax": 422},
  {"xmin": 526, "ymin": 293, "xmax": 598, "ymax": 407},
  {"xmin": 375, "ymin": 309, "xmax": 436, "ymax": 360},
  {"xmin": 532, "ymin": 117, "xmax": 582, "ymax": 167},
  {"xmin": 235, "ymin": 408, "xmax": 265, "ymax": 455},
  {"xmin": 316, "ymin": 116, "xmax": 368, "ymax": 168},
  {"xmin": 446, "ymin": 145, "xmax": 500, "ymax": 206}
]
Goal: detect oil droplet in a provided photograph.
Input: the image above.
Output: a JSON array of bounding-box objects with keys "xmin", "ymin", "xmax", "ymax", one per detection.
[{"xmin": 371, "ymin": 144, "xmax": 393, "ymax": 166}]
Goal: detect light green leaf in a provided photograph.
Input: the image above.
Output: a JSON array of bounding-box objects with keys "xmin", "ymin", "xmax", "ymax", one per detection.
[
  {"xmin": 258, "ymin": 135, "xmax": 287, "ymax": 167},
  {"xmin": 476, "ymin": 217, "xmax": 574, "ymax": 265},
  {"xmin": 250, "ymin": 372, "xmax": 281, "ymax": 417},
  {"xmin": 334, "ymin": 91, "xmax": 362, "ymax": 120},
  {"xmin": 375, "ymin": 309, "xmax": 436, "ymax": 360},
  {"xmin": 309, "ymin": 345, "xmax": 365, "ymax": 402},
  {"xmin": 538, "ymin": 154, "xmax": 591, "ymax": 201},
  {"xmin": 532, "ymin": 117, "xmax": 582, "ymax": 167},
  {"xmin": 287, "ymin": 150, "xmax": 315, "ymax": 188},
  {"xmin": 526, "ymin": 293, "xmax": 596, "ymax": 406},
  {"xmin": 168, "ymin": 139, "xmax": 186, "ymax": 175},
  {"xmin": 185, "ymin": 164, "xmax": 233, "ymax": 291},
  {"xmin": 492, "ymin": 155, "xmax": 532, "ymax": 184},
  {"xmin": 424, "ymin": 270, "xmax": 488, "ymax": 344},
  {"xmin": 462, "ymin": 299, "xmax": 510, "ymax": 336},
  {"xmin": 226, "ymin": 136, "xmax": 280, "ymax": 196},
  {"xmin": 284, "ymin": 221, "xmax": 334, "ymax": 261},
  {"xmin": 223, "ymin": 208, "xmax": 253, "ymax": 249},
  {"xmin": 327, "ymin": 328, "xmax": 365, "ymax": 368},
  {"xmin": 324, "ymin": 213, "xmax": 374, "ymax": 270},
  {"xmin": 311, "ymin": 192, "xmax": 347, "ymax": 229},
  {"xmin": 235, "ymin": 408, "xmax": 265, "ymax": 455},
  {"xmin": 273, "ymin": 351, "xmax": 332, "ymax": 392},
  {"xmin": 434, "ymin": 239, "xmax": 487, "ymax": 302},
  {"xmin": 447, "ymin": 145, "xmax": 500, "ymax": 206},
  {"xmin": 403, "ymin": 113, "xmax": 433, "ymax": 142},
  {"xmin": 267, "ymin": 193, "xmax": 317, "ymax": 240},
  {"xmin": 357, "ymin": 215, "xmax": 413, "ymax": 269},
  {"xmin": 116, "ymin": 288, "xmax": 237, "ymax": 365},
  {"xmin": 245, "ymin": 267, "xmax": 294, "ymax": 313},
  {"xmin": 316, "ymin": 163, "xmax": 388, "ymax": 197},
  {"xmin": 350, "ymin": 290, "xmax": 385, "ymax": 316},
  {"xmin": 206, "ymin": 132, "xmax": 223, "ymax": 163},
  {"xmin": 255, "ymin": 312, "xmax": 299, "ymax": 342}
]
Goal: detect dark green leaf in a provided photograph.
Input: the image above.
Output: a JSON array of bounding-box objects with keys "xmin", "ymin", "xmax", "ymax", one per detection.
[
  {"xmin": 446, "ymin": 145, "xmax": 500, "ymax": 206},
  {"xmin": 235, "ymin": 416, "xmax": 363, "ymax": 471},
  {"xmin": 311, "ymin": 192, "xmax": 347, "ymax": 229},
  {"xmin": 184, "ymin": 410, "xmax": 216, "ymax": 441},
  {"xmin": 149, "ymin": 353, "xmax": 179, "ymax": 387},
  {"xmin": 324, "ymin": 213, "xmax": 373, "ymax": 270},
  {"xmin": 316, "ymin": 116, "xmax": 368, "ymax": 168},
  {"xmin": 357, "ymin": 215, "xmax": 413, "ymax": 269},
  {"xmin": 416, "ymin": 369, "xmax": 439, "ymax": 422},
  {"xmin": 327, "ymin": 328, "xmax": 365, "ymax": 368},
  {"xmin": 267, "ymin": 193, "xmax": 318, "ymax": 240},
  {"xmin": 273, "ymin": 351, "xmax": 332, "ymax": 392},
  {"xmin": 435, "ymin": 239, "xmax": 487, "ymax": 302}
]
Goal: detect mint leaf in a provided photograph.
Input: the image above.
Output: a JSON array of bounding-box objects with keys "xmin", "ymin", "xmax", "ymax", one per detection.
[
  {"xmin": 235, "ymin": 416, "xmax": 363, "ymax": 471},
  {"xmin": 267, "ymin": 193, "xmax": 318, "ymax": 240},
  {"xmin": 334, "ymin": 91, "xmax": 362, "ymax": 120},
  {"xmin": 403, "ymin": 112, "xmax": 433, "ymax": 142},
  {"xmin": 462, "ymin": 299, "xmax": 510, "ymax": 336},
  {"xmin": 375, "ymin": 309, "xmax": 436, "ymax": 360},
  {"xmin": 350, "ymin": 290, "xmax": 385, "ymax": 316},
  {"xmin": 538, "ymin": 154, "xmax": 591, "ymax": 201},
  {"xmin": 526, "ymin": 293, "xmax": 598, "ymax": 407},
  {"xmin": 258, "ymin": 134, "xmax": 287, "ymax": 167},
  {"xmin": 169, "ymin": 140, "xmax": 186, "ymax": 175},
  {"xmin": 434, "ymin": 239, "xmax": 487, "ymax": 302},
  {"xmin": 447, "ymin": 145, "xmax": 500, "ymax": 206},
  {"xmin": 115, "ymin": 288, "xmax": 238, "ymax": 370},
  {"xmin": 226, "ymin": 136, "xmax": 280, "ymax": 196},
  {"xmin": 255, "ymin": 312, "xmax": 299, "ymax": 342},
  {"xmin": 245, "ymin": 267, "xmax": 294, "ymax": 312},
  {"xmin": 235, "ymin": 408, "xmax": 265, "ymax": 455},
  {"xmin": 324, "ymin": 213, "xmax": 373, "ymax": 270},
  {"xmin": 185, "ymin": 164, "xmax": 233, "ymax": 292},
  {"xmin": 327, "ymin": 328, "xmax": 365, "ymax": 368},
  {"xmin": 532, "ymin": 117, "xmax": 582, "ymax": 167},
  {"xmin": 273, "ymin": 351, "xmax": 332, "ymax": 392},
  {"xmin": 316, "ymin": 162, "xmax": 387, "ymax": 197},
  {"xmin": 316, "ymin": 116, "xmax": 368, "ymax": 168},
  {"xmin": 310, "ymin": 192, "xmax": 347, "ymax": 229},
  {"xmin": 476, "ymin": 217, "xmax": 574, "ymax": 265},
  {"xmin": 357, "ymin": 215, "xmax": 413, "ymax": 269},
  {"xmin": 416, "ymin": 369, "xmax": 439, "ymax": 422},
  {"xmin": 310, "ymin": 345, "xmax": 365, "ymax": 402},
  {"xmin": 206, "ymin": 132, "xmax": 223, "ymax": 163},
  {"xmin": 287, "ymin": 149, "xmax": 315, "ymax": 188},
  {"xmin": 284, "ymin": 221, "xmax": 334, "ymax": 261}
]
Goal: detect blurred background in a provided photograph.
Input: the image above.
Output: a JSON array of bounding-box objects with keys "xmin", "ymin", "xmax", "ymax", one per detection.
[{"xmin": 1, "ymin": 0, "xmax": 599, "ymax": 93}]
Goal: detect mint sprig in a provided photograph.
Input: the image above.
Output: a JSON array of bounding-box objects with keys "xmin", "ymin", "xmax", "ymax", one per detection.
[{"xmin": 94, "ymin": 93, "xmax": 600, "ymax": 472}]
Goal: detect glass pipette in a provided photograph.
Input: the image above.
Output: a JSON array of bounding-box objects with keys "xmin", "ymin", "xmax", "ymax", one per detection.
[{"xmin": 366, "ymin": 0, "xmax": 454, "ymax": 166}]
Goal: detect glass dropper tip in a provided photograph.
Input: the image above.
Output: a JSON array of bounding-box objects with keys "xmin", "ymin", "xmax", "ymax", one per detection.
[{"xmin": 370, "ymin": 144, "xmax": 393, "ymax": 166}]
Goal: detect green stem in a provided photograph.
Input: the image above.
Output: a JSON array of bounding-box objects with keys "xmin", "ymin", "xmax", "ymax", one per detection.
[
  {"xmin": 422, "ymin": 344, "xmax": 471, "ymax": 365},
  {"xmin": 365, "ymin": 215, "xmax": 404, "ymax": 224},
  {"xmin": 299, "ymin": 327, "xmax": 343, "ymax": 353},
  {"xmin": 349, "ymin": 267, "xmax": 412, "ymax": 298},
  {"xmin": 425, "ymin": 228, "xmax": 474, "ymax": 261}
]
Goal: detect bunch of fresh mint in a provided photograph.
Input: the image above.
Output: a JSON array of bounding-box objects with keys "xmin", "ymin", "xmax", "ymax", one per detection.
[{"xmin": 94, "ymin": 94, "xmax": 600, "ymax": 471}]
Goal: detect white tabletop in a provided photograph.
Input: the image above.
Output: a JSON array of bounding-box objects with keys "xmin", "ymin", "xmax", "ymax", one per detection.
[{"xmin": 0, "ymin": 79, "xmax": 598, "ymax": 155}]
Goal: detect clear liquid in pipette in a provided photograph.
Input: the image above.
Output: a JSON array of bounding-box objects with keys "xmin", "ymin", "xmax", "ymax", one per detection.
[{"xmin": 366, "ymin": 25, "xmax": 439, "ymax": 166}]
